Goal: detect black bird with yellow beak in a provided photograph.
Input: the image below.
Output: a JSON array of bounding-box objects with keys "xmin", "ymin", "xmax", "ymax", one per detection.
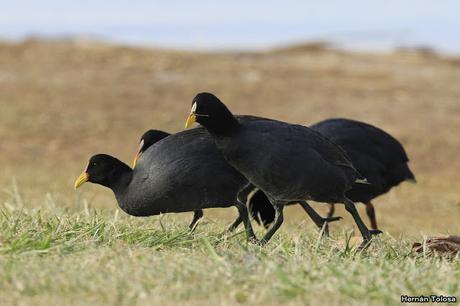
[
  {"xmin": 248, "ymin": 118, "xmax": 416, "ymax": 231},
  {"xmin": 74, "ymin": 126, "xmax": 260, "ymax": 241},
  {"xmin": 133, "ymin": 129, "xmax": 342, "ymax": 234},
  {"xmin": 185, "ymin": 92, "xmax": 382, "ymax": 247},
  {"xmin": 74, "ymin": 154, "xmax": 132, "ymax": 192}
]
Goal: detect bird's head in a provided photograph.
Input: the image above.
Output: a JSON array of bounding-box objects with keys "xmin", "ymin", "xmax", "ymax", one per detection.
[
  {"xmin": 185, "ymin": 92, "xmax": 238, "ymax": 134},
  {"xmin": 74, "ymin": 154, "xmax": 130, "ymax": 190},
  {"xmin": 132, "ymin": 130, "xmax": 170, "ymax": 168}
]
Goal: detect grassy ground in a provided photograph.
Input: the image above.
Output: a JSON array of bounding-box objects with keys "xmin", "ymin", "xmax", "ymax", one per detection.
[
  {"xmin": 0, "ymin": 39, "xmax": 459, "ymax": 305},
  {"xmin": 1, "ymin": 201, "xmax": 458, "ymax": 306}
]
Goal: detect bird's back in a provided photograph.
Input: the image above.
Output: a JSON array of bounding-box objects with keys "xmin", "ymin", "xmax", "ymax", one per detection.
[
  {"xmin": 311, "ymin": 118, "xmax": 415, "ymax": 202},
  {"xmin": 216, "ymin": 118, "xmax": 358, "ymax": 202},
  {"xmin": 311, "ymin": 118, "xmax": 409, "ymax": 165},
  {"xmin": 124, "ymin": 127, "xmax": 247, "ymax": 215}
]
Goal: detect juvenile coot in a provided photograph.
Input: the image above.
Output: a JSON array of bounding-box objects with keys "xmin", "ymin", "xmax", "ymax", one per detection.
[
  {"xmin": 133, "ymin": 129, "xmax": 340, "ymax": 232},
  {"xmin": 249, "ymin": 118, "xmax": 416, "ymax": 230},
  {"xmin": 185, "ymin": 93, "xmax": 381, "ymax": 247}
]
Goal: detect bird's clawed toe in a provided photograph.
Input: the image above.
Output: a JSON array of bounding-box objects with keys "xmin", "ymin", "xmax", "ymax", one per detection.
[
  {"xmin": 357, "ymin": 240, "xmax": 371, "ymax": 251},
  {"xmin": 370, "ymin": 229, "xmax": 383, "ymax": 236},
  {"xmin": 248, "ymin": 237, "xmax": 260, "ymax": 245},
  {"xmin": 324, "ymin": 216, "xmax": 342, "ymax": 223}
]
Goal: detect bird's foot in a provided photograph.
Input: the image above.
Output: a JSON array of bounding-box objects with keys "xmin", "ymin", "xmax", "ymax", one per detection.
[
  {"xmin": 370, "ymin": 229, "xmax": 383, "ymax": 236},
  {"xmin": 356, "ymin": 230, "xmax": 382, "ymax": 251},
  {"xmin": 357, "ymin": 239, "xmax": 372, "ymax": 251},
  {"xmin": 318, "ymin": 216, "xmax": 342, "ymax": 237},
  {"xmin": 316, "ymin": 216, "xmax": 342, "ymax": 228},
  {"xmin": 323, "ymin": 216, "xmax": 342, "ymax": 223},
  {"xmin": 248, "ymin": 236, "xmax": 260, "ymax": 245},
  {"xmin": 317, "ymin": 216, "xmax": 342, "ymax": 228},
  {"xmin": 255, "ymin": 239, "xmax": 268, "ymax": 246}
]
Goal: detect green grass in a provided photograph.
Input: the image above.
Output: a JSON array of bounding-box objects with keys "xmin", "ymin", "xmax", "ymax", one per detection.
[{"xmin": 0, "ymin": 200, "xmax": 458, "ymax": 306}]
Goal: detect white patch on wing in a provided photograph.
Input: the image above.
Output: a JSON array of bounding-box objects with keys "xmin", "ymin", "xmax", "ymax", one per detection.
[{"xmin": 191, "ymin": 102, "xmax": 197, "ymax": 113}]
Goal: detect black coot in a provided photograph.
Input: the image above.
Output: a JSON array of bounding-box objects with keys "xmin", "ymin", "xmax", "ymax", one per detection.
[
  {"xmin": 74, "ymin": 127, "xmax": 257, "ymax": 241},
  {"xmin": 312, "ymin": 118, "xmax": 416, "ymax": 229},
  {"xmin": 249, "ymin": 118, "xmax": 416, "ymax": 230},
  {"xmin": 185, "ymin": 92, "xmax": 381, "ymax": 247}
]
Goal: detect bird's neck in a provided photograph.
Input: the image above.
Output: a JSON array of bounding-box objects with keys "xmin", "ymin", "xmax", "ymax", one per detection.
[
  {"xmin": 205, "ymin": 111, "xmax": 240, "ymax": 137},
  {"xmin": 104, "ymin": 163, "xmax": 133, "ymax": 193}
]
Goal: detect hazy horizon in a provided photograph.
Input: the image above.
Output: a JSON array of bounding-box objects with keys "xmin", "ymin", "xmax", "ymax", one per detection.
[{"xmin": 1, "ymin": 1, "xmax": 459, "ymax": 54}]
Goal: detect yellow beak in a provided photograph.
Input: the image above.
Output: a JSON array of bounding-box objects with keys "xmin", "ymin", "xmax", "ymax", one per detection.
[
  {"xmin": 185, "ymin": 113, "xmax": 197, "ymax": 129},
  {"xmin": 132, "ymin": 152, "xmax": 141, "ymax": 168},
  {"xmin": 74, "ymin": 172, "xmax": 89, "ymax": 190}
]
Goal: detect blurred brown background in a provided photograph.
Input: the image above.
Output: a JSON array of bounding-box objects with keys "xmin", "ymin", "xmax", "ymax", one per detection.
[{"xmin": 1, "ymin": 39, "xmax": 459, "ymax": 235}]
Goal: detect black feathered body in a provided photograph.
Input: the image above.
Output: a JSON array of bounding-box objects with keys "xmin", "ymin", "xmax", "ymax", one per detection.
[
  {"xmin": 114, "ymin": 127, "xmax": 248, "ymax": 216},
  {"xmin": 310, "ymin": 118, "xmax": 415, "ymax": 203},
  {"xmin": 214, "ymin": 119, "xmax": 359, "ymax": 203}
]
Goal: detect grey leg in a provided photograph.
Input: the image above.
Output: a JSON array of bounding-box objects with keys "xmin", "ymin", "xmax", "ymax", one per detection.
[
  {"xmin": 343, "ymin": 197, "xmax": 382, "ymax": 249},
  {"xmin": 189, "ymin": 210, "xmax": 204, "ymax": 232},
  {"xmin": 259, "ymin": 200, "xmax": 285, "ymax": 245}
]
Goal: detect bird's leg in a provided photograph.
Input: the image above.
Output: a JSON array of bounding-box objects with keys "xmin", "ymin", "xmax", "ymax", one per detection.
[
  {"xmin": 228, "ymin": 183, "xmax": 257, "ymax": 232},
  {"xmin": 365, "ymin": 201, "xmax": 378, "ymax": 230},
  {"xmin": 327, "ymin": 203, "xmax": 335, "ymax": 219},
  {"xmin": 259, "ymin": 200, "xmax": 285, "ymax": 245},
  {"xmin": 189, "ymin": 210, "xmax": 204, "ymax": 232},
  {"xmin": 298, "ymin": 201, "xmax": 342, "ymax": 237},
  {"xmin": 227, "ymin": 215, "xmax": 243, "ymax": 232},
  {"xmin": 323, "ymin": 202, "xmax": 337, "ymax": 236},
  {"xmin": 343, "ymin": 197, "xmax": 382, "ymax": 249},
  {"xmin": 235, "ymin": 201, "xmax": 258, "ymax": 243},
  {"xmin": 238, "ymin": 183, "xmax": 256, "ymax": 205}
]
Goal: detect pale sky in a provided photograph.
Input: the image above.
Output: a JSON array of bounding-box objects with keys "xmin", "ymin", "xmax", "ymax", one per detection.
[{"xmin": 1, "ymin": 0, "xmax": 459, "ymax": 53}]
